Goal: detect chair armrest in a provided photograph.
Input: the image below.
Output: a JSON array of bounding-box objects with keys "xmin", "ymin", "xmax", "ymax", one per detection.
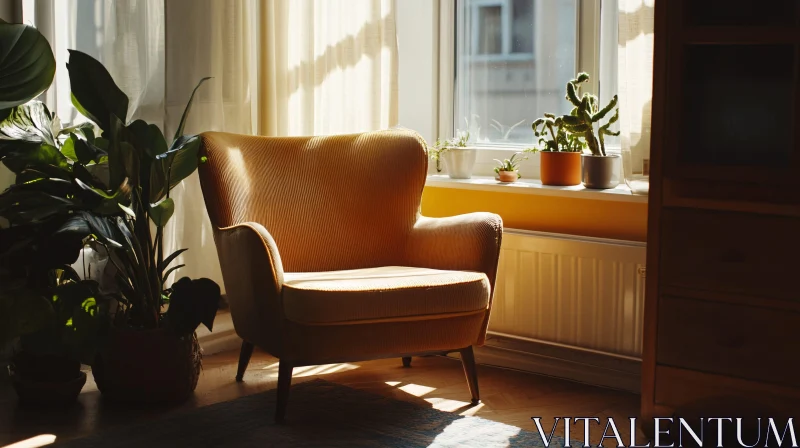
[
  {"xmin": 213, "ymin": 222, "xmax": 285, "ymax": 351},
  {"xmin": 404, "ymin": 213, "xmax": 503, "ymax": 287}
]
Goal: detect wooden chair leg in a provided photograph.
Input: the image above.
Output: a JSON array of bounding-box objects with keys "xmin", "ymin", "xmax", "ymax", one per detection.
[
  {"xmin": 275, "ymin": 361, "xmax": 294, "ymax": 423},
  {"xmin": 402, "ymin": 356, "xmax": 412, "ymax": 368},
  {"xmin": 459, "ymin": 346, "xmax": 480, "ymax": 404},
  {"xmin": 235, "ymin": 341, "xmax": 255, "ymax": 382}
]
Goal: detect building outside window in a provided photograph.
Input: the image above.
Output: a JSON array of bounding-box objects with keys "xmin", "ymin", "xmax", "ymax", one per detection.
[{"xmin": 455, "ymin": 0, "xmax": 602, "ymax": 148}]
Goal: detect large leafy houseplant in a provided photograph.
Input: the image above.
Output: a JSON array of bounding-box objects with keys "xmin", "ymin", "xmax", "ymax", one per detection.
[
  {"xmin": 64, "ymin": 50, "xmax": 220, "ymax": 333},
  {"xmin": 0, "ymin": 22, "xmax": 220, "ymax": 402},
  {"xmin": 63, "ymin": 50, "xmax": 221, "ymax": 402}
]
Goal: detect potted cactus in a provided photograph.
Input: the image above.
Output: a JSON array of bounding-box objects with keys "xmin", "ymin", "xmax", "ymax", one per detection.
[
  {"xmin": 494, "ymin": 152, "xmax": 525, "ymax": 183},
  {"xmin": 560, "ymin": 73, "xmax": 621, "ymax": 189},
  {"xmin": 428, "ymin": 131, "xmax": 477, "ymax": 179},
  {"xmin": 530, "ymin": 112, "xmax": 585, "ymax": 186}
]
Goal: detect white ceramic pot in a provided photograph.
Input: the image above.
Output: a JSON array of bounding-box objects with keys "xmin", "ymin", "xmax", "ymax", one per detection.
[
  {"xmin": 441, "ymin": 148, "xmax": 478, "ymax": 179},
  {"xmin": 581, "ymin": 154, "xmax": 620, "ymax": 189}
]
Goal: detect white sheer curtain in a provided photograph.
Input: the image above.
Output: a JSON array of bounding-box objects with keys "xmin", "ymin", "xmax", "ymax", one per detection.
[
  {"xmin": 22, "ymin": 0, "xmax": 165, "ymax": 128},
  {"xmin": 161, "ymin": 0, "xmax": 257, "ymax": 290},
  {"xmin": 618, "ymin": 0, "xmax": 655, "ymax": 195},
  {"xmin": 259, "ymin": 0, "xmax": 398, "ymax": 136}
]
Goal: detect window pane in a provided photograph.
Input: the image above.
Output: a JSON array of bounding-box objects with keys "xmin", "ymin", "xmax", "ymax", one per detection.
[
  {"xmin": 511, "ymin": 0, "xmax": 534, "ymax": 54},
  {"xmin": 477, "ymin": 6, "xmax": 503, "ymax": 54},
  {"xmin": 456, "ymin": 0, "xmax": 578, "ymax": 145}
]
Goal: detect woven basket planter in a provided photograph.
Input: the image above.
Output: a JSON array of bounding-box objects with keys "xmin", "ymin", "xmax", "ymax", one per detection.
[{"xmin": 92, "ymin": 327, "xmax": 201, "ymax": 404}]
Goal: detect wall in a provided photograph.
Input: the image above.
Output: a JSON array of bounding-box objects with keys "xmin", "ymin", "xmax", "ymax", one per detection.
[
  {"xmin": 396, "ymin": 0, "xmax": 439, "ymax": 143},
  {"xmin": 421, "ymin": 187, "xmax": 648, "ymax": 242}
]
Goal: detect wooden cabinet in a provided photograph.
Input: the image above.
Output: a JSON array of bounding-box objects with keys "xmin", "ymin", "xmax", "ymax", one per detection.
[{"xmin": 642, "ymin": 0, "xmax": 800, "ymax": 426}]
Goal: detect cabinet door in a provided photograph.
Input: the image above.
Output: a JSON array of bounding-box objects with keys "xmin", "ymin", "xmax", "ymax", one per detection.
[
  {"xmin": 684, "ymin": 0, "xmax": 797, "ymax": 27},
  {"xmin": 677, "ymin": 44, "xmax": 795, "ymax": 171},
  {"xmin": 661, "ymin": 0, "xmax": 800, "ymax": 194}
]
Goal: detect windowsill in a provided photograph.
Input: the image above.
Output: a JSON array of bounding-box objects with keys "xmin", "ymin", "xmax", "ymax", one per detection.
[{"xmin": 426, "ymin": 174, "xmax": 648, "ymax": 203}]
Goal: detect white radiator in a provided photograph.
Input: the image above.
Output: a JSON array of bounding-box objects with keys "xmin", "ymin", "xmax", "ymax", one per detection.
[{"xmin": 489, "ymin": 229, "xmax": 647, "ymax": 358}]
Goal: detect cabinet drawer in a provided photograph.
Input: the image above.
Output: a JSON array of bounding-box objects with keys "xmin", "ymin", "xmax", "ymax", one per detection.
[
  {"xmin": 657, "ymin": 296, "xmax": 799, "ymax": 387},
  {"xmin": 660, "ymin": 208, "xmax": 800, "ymax": 302},
  {"xmin": 654, "ymin": 366, "xmax": 799, "ymax": 419}
]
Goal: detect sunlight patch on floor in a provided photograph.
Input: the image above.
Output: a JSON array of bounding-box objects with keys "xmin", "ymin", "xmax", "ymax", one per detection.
[
  {"xmin": 459, "ymin": 402, "xmax": 485, "ymax": 416},
  {"xmin": 261, "ymin": 363, "xmax": 359, "ymax": 378},
  {"xmin": 2, "ymin": 434, "xmax": 56, "ymax": 448},
  {"xmin": 424, "ymin": 397, "xmax": 472, "ymax": 412},
  {"xmin": 397, "ymin": 383, "xmax": 436, "ymax": 397}
]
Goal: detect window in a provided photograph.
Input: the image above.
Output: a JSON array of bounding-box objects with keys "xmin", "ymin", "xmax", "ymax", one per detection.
[
  {"xmin": 469, "ymin": 0, "xmax": 534, "ymax": 57},
  {"xmin": 453, "ymin": 0, "xmax": 608, "ymax": 147}
]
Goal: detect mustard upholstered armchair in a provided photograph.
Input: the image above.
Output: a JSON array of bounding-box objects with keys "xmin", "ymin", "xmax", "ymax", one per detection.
[{"xmin": 198, "ymin": 130, "xmax": 503, "ymax": 422}]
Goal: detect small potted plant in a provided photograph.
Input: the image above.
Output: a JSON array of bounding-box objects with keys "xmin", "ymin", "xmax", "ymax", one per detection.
[
  {"xmin": 560, "ymin": 73, "xmax": 620, "ymax": 189},
  {"xmin": 494, "ymin": 152, "xmax": 525, "ymax": 183},
  {"xmin": 530, "ymin": 112, "xmax": 585, "ymax": 186},
  {"xmin": 428, "ymin": 131, "xmax": 477, "ymax": 179}
]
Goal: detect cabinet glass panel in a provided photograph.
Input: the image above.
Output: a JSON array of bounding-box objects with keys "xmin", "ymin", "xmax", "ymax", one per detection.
[
  {"xmin": 680, "ymin": 45, "xmax": 795, "ymax": 167},
  {"xmin": 686, "ymin": 0, "xmax": 797, "ymax": 27}
]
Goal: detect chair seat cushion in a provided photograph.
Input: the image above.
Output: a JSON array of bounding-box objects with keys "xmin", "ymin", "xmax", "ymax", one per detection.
[{"xmin": 282, "ymin": 266, "xmax": 490, "ymax": 324}]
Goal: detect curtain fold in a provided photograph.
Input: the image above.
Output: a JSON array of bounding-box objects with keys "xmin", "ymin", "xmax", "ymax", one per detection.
[
  {"xmin": 259, "ymin": 0, "xmax": 398, "ymax": 137},
  {"xmin": 618, "ymin": 0, "xmax": 655, "ymax": 195},
  {"xmin": 162, "ymin": 0, "xmax": 257, "ymax": 291}
]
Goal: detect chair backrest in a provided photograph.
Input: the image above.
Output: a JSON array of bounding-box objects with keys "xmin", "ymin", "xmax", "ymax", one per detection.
[{"xmin": 198, "ymin": 130, "xmax": 428, "ymax": 272}]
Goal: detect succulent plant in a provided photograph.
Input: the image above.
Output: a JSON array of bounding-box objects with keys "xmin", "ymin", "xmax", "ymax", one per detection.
[
  {"xmin": 560, "ymin": 72, "xmax": 620, "ymax": 156},
  {"xmin": 493, "ymin": 152, "xmax": 526, "ymax": 179}
]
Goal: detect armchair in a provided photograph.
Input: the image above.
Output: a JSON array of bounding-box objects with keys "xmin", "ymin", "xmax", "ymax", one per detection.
[{"xmin": 199, "ymin": 130, "xmax": 502, "ymax": 422}]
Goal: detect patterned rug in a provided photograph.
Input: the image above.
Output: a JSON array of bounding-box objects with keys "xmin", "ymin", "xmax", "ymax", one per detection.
[{"xmin": 55, "ymin": 379, "xmax": 567, "ymax": 447}]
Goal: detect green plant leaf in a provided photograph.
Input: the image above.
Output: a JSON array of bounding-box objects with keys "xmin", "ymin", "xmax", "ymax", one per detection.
[
  {"xmin": 158, "ymin": 248, "xmax": 187, "ymax": 274},
  {"xmin": 0, "ymin": 142, "xmax": 69, "ymax": 174},
  {"xmin": 58, "ymin": 121, "xmax": 95, "ymax": 142},
  {"xmin": 127, "ymin": 119, "xmax": 168, "ymax": 159},
  {"xmin": 149, "ymin": 197, "xmax": 174, "ymax": 227},
  {"xmin": 0, "ymin": 21, "xmax": 56, "ymax": 110},
  {"xmin": 66, "ymin": 50, "xmax": 129, "ymax": 131},
  {"xmin": 74, "ymin": 177, "xmax": 128, "ymax": 215},
  {"xmin": 173, "ymin": 77, "xmax": 211, "ymax": 142},
  {"xmin": 118, "ymin": 203, "xmax": 136, "ymax": 219},
  {"xmin": 150, "ymin": 135, "xmax": 201, "ymax": 202},
  {"xmin": 60, "ymin": 134, "xmax": 78, "ymax": 161},
  {"xmin": 105, "ymin": 115, "xmax": 128, "ymax": 191},
  {"xmin": 0, "ymin": 101, "xmax": 57, "ymax": 147},
  {"xmin": 161, "ymin": 264, "xmax": 185, "ymax": 285},
  {"xmin": 0, "ymin": 190, "xmax": 76, "ymax": 225},
  {"xmin": 0, "ymin": 286, "xmax": 55, "ymax": 346},
  {"xmin": 165, "ymin": 277, "xmax": 220, "ymax": 335}
]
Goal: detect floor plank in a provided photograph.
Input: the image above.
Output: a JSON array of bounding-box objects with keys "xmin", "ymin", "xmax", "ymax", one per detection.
[{"xmin": 0, "ymin": 349, "xmax": 646, "ymax": 446}]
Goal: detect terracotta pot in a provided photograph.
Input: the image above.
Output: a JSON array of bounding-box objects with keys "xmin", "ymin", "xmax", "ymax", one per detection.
[
  {"xmin": 497, "ymin": 170, "xmax": 518, "ymax": 182},
  {"xmin": 539, "ymin": 151, "xmax": 582, "ymax": 186},
  {"xmin": 92, "ymin": 327, "xmax": 201, "ymax": 404}
]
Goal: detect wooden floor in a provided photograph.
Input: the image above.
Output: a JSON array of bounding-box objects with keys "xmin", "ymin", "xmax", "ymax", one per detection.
[{"xmin": 1, "ymin": 349, "xmax": 645, "ymax": 447}]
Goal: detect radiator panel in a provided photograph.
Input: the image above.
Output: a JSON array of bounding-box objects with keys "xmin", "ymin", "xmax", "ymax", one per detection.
[{"xmin": 490, "ymin": 230, "xmax": 647, "ymax": 358}]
